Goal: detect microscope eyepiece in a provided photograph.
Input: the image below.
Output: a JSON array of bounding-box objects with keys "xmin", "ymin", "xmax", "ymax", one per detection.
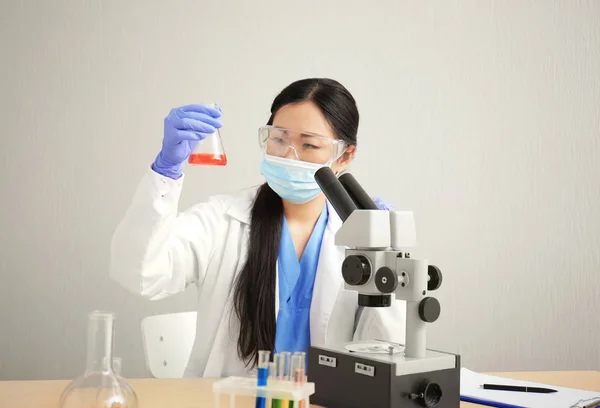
[
  {"xmin": 314, "ymin": 167, "xmax": 357, "ymax": 221},
  {"xmin": 338, "ymin": 173, "xmax": 378, "ymax": 210}
]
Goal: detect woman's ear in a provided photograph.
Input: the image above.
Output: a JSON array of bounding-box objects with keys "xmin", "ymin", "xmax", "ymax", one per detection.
[
  {"xmin": 332, "ymin": 145, "xmax": 356, "ymax": 174},
  {"xmin": 340, "ymin": 145, "xmax": 356, "ymax": 164}
]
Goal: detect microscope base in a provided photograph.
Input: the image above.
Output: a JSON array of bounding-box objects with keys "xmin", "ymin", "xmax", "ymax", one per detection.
[{"xmin": 308, "ymin": 344, "xmax": 461, "ymax": 408}]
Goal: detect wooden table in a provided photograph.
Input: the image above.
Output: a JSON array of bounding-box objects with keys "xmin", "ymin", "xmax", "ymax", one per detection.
[{"xmin": 2, "ymin": 371, "xmax": 599, "ymax": 407}]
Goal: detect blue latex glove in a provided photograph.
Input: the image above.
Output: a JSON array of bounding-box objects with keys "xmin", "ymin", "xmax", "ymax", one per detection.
[
  {"xmin": 152, "ymin": 104, "xmax": 223, "ymax": 179},
  {"xmin": 372, "ymin": 197, "xmax": 396, "ymax": 211}
]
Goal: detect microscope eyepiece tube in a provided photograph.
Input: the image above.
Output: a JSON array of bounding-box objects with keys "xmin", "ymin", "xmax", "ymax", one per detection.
[
  {"xmin": 338, "ymin": 173, "xmax": 379, "ymax": 210},
  {"xmin": 315, "ymin": 167, "xmax": 357, "ymax": 222}
]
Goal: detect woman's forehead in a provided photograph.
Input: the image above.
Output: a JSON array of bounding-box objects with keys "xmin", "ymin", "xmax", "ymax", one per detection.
[{"xmin": 272, "ymin": 101, "xmax": 336, "ymax": 139}]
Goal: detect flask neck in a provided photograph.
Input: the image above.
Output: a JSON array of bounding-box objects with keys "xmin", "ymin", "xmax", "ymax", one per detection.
[{"xmin": 85, "ymin": 311, "xmax": 115, "ymax": 373}]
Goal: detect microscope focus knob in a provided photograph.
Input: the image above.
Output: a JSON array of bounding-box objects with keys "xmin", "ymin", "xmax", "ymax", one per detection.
[
  {"xmin": 419, "ymin": 297, "xmax": 441, "ymax": 323},
  {"xmin": 409, "ymin": 380, "xmax": 443, "ymax": 407},
  {"xmin": 375, "ymin": 267, "xmax": 398, "ymax": 293},
  {"xmin": 427, "ymin": 265, "xmax": 443, "ymax": 291},
  {"xmin": 342, "ymin": 255, "xmax": 371, "ymax": 285}
]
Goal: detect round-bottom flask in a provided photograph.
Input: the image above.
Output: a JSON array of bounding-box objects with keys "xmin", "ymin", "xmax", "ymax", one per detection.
[{"xmin": 58, "ymin": 311, "xmax": 138, "ymax": 408}]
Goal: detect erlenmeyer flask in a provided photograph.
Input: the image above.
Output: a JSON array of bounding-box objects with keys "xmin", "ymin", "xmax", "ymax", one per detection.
[
  {"xmin": 188, "ymin": 102, "xmax": 227, "ymax": 166},
  {"xmin": 58, "ymin": 311, "xmax": 138, "ymax": 408}
]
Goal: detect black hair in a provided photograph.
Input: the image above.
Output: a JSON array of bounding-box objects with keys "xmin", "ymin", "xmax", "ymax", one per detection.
[{"xmin": 232, "ymin": 78, "xmax": 359, "ymax": 367}]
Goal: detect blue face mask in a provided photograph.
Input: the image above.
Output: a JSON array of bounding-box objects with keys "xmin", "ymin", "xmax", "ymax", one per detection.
[{"xmin": 260, "ymin": 155, "xmax": 329, "ymax": 204}]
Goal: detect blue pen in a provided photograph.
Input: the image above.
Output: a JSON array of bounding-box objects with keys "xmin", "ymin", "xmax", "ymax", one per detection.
[{"xmin": 256, "ymin": 350, "xmax": 270, "ymax": 408}]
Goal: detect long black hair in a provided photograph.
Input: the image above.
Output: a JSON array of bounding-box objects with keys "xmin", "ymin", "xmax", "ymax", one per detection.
[{"xmin": 233, "ymin": 78, "xmax": 359, "ymax": 367}]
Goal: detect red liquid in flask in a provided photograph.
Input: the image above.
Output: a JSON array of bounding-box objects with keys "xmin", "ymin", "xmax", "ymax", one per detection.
[{"xmin": 188, "ymin": 153, "xmax": 227, "ymax": 166}]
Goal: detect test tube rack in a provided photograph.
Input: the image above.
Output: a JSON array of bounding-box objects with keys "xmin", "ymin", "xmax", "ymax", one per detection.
[{"xmin": 212, "ymin": 376, "xmax": 314, "ymax": 408}]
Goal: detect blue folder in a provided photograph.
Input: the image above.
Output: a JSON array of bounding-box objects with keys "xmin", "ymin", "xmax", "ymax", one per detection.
[{"xmin": 460, "ymin": 395, "xmax": 526, "ymax": 408}]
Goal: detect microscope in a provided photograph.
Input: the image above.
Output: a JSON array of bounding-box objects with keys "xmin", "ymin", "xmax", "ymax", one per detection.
[{"xmin": 307, "ymin": 168, "xmax": 461, "ymax": 408}]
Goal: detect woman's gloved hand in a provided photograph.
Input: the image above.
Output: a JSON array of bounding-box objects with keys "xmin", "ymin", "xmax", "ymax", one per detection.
[
  {"xmin": 152, "ymin": 104, "xmax": 223, "ymax": 179},
  {"xmin": 372, "ymin": 197, "xmax": 396, "ymax": 211}
]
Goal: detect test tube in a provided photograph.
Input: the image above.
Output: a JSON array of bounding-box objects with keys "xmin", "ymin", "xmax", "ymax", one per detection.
[
  {"xmin": 293, "ymin": 352, "xmax": 306, "ymax": 382},
  {"xmin": 269, "ymin": 361, "xmax": 277, "ymax": 378},
  {"xmin": 278, "ymin": 352, "xmax": 291, "ymax": 408},
  {"xmin": 256, "ymin": 350, "xmax": 270, "ymax": 408},
  {"xmin": 274, "ymin": 354, "xmax": 282, "ymax": 379},
  {"xmin": 293, "ymin": 353, "xmax": 308, "ymax": 408},
  {"xmin": 289, "ymin": 355, "xmax": 304, "ymax": 408},
  {"xmin": 280, "ymin": 352, "xmax": 292, "ymax": 380},
  {"xmin": 292, "ymin": 354, "xmax": 305, "ymax": 385},
  {"xmin": 270, "ymin": 359, "xmax": 282, "ymax": 408}
]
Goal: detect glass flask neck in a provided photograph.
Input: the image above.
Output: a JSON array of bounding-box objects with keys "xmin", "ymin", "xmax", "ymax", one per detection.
[
  {"xmin": 85, "ymin": 311, "xmax": 115, "ymax": 374},
  {"xmin": 112, "ymin": 357, "xmax": 122, "ymax": 376}
]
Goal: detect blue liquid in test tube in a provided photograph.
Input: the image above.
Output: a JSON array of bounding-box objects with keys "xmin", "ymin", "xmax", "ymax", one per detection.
[{"xmin": 256, "ymin": 350, "xmax": 270, "ymax": 408}]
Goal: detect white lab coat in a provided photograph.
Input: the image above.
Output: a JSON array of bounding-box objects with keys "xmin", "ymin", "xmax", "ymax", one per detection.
[{"xmin": 109, "ymin": 167, "xmax": 406, "ymax": 377}]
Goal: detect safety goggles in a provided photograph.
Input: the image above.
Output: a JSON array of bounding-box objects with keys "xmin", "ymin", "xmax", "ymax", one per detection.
[{"xmin": 258, "ymin": 125, "xmax": 348, "ymax": 165}]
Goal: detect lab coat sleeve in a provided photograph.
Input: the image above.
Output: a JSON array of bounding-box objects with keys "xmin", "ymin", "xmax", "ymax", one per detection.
[{"xmin": 109, "ymin": 167, "xmax": 226, "ymax": 300}]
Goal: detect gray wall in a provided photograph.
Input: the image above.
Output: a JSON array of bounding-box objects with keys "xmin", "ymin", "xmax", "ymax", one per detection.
[{"xmin": 1, "ymin": 0, "xmax": 599, "ymax": 381}]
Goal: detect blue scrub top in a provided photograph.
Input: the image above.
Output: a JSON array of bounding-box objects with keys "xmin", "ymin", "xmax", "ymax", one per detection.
[{"xmin": 274, "ymin": 205, "xmax": 329, "ymax": 367}]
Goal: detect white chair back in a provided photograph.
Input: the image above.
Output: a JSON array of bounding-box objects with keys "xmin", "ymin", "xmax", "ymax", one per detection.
[{"xmin": 141, "ymin": 311, "xmax": 197, "ymax": 378}]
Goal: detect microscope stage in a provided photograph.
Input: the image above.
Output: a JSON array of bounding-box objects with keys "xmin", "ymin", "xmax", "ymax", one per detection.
[{"xmin": 313, "ymin": 341, "xmax": 457, "ymax": 376}]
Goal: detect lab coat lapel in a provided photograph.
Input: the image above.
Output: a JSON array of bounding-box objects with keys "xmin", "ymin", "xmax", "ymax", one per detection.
[
  {"xmin": 204, "ymin": 195, "xmax": 253, "ymax": 377},
  {"xmin": 310, "ymin": 201, "xmax": 345, "ymax": 346}
]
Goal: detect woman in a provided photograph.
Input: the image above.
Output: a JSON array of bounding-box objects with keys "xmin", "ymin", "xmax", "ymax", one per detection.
[{"xmin": 109, "ymin": 78, "xmax": 406, "ymax": 377}]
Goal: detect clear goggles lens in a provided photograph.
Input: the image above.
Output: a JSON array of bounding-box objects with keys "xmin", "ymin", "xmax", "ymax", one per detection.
[{"xmin": 258, "ymin": 126, "xmax": 347, "ymax": 165}]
